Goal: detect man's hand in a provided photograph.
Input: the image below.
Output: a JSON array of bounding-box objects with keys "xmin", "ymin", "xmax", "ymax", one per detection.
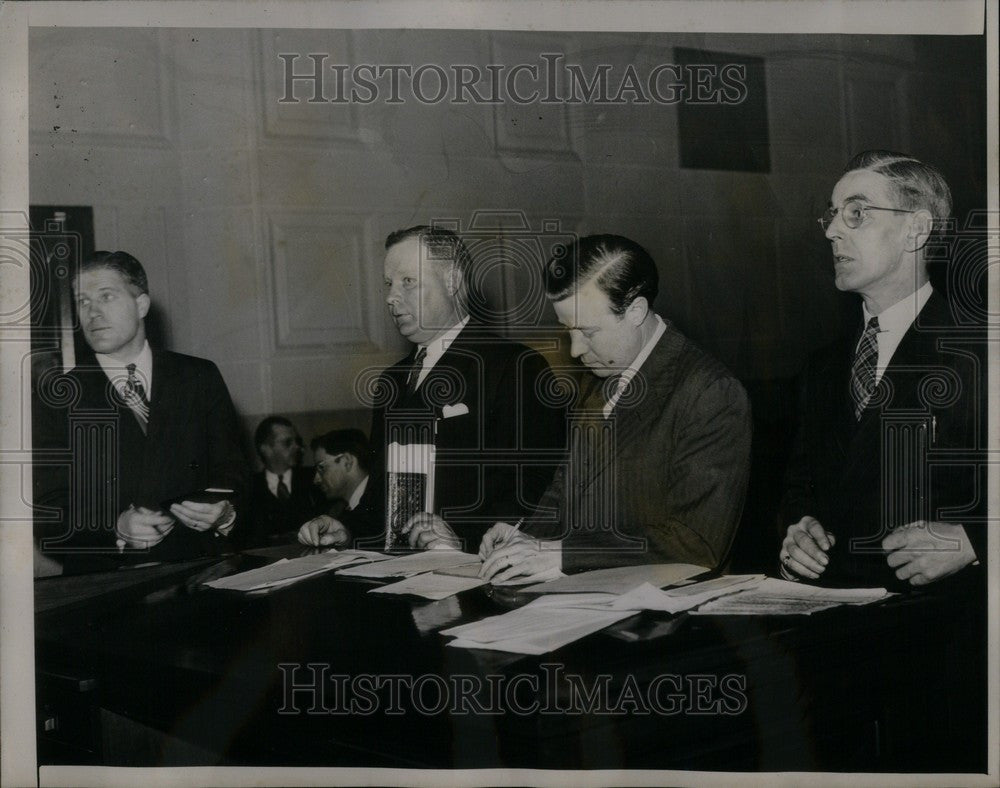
[
  {"xmin": 297, "ymin": 515, "xmax": 351, "ymax": 548},
  {"xmin": 479, "ymin": 523, "xmax": 561, "ymax": 584},
  {"xmin": 403, "ymin": 512, "xmax": 461, "ymax": 551},
  {"xmin": 883, "ymin": 521, "xmax": 977, "ymax": 586},
  {"xmin": 117, "ymin": 505, "xmax": 175, "ymax": 549},
  {"xmin": 779, "ymin": 516, "xmax": 835, "ymax": 580},
  {"xmin": 170, "ymin": 499, "xmax": 233, "ymax": 532}
]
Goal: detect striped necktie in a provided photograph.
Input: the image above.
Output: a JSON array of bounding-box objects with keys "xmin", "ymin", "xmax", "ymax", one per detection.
[
  {"xmin": 849, "ymin": 317, "xmax": 879, "ymax": 420},
  {"xmin": 405, "ymin": 346, "xmax": 427, "ymax": 395},
  {"xmin": 124, "ymin": 363, "xmax": 150, "ymax": 434}
]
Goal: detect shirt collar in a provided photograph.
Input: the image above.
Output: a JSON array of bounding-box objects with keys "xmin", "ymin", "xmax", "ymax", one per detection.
[
  {"xmin": 264, "ymin": 468, "xmax": 293, "ymax": 496},
  {"xmin": 348, "ymin": 475, "xmax": 369, "ymax": 511},
  {"xmin": 603, "ymin": 314, "xmax": 666, "ymax": 418},
  {"xmin": 862, "ymin": 281, "xmax": 933, "ymax": 335},
  {"xmin": 95, "ymin": 340, "xmax": 154, "ymax": 397},
  {"xmin": 417, "ymin": 314, "xmax": 470, "ymax": 369}
]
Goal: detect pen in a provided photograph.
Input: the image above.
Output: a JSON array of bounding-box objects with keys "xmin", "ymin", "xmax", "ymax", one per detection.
[{"xmin": 497, "ymin": 518, "xmax": 524, "ymax": 548}]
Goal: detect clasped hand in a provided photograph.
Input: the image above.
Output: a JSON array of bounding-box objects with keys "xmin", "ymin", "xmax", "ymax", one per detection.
[
  {"xmin": 402, "ymin": 512, "xmax": 461, "ymax": 550},
  {"xmin": 780, "ymin": 516, "xmax": 976, "ymax": 586},
  {"xmin": 118, "ymin": 499, "xmax": 235, "ymax": 549},
  {"xmin": 298, "ymin": 515, "xmax": 351, "ymax": 548}
]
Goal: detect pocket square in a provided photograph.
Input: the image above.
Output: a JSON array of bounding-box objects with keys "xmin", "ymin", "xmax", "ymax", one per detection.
[{"xmin": 441, "ymin": 403, "xmax": 470, "ymax": 419}]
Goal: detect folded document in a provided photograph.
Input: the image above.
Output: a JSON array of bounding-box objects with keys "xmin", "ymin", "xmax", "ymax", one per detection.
[{"xmin": 205, "ymin": 550, "xmax": 389, "ymax": 592}]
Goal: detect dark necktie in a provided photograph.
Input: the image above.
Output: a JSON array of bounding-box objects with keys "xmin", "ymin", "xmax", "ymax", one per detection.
[
  {"xmin": 124, "ymin": 363, "xmax": 150, "ymax": 434},
  {"xmin": 276, "ymin": 477, "xmax": 290, "ymax": 501},
  {"xmin": 849, "ymin": 316, "xmax": 880, "ymax": 420},
  {"xmin": 405, "ymin": 346, "xmax": 427, "ymax": 395}
]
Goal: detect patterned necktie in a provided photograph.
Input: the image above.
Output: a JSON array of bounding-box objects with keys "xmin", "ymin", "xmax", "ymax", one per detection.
[
  {"xmin": 276, "ymin": 477, "xmax": 290, "ymax": 501},
  {"xmin": 849, "ymin": 316, "xmax": 880, "ymax": 420},
  {"xmin": 405, "ymin": 346, "xmax": 427, "ymax": 395},
  {"xmin": 124, "ymin": 363, "xmax": 150, "ymax": 434}
]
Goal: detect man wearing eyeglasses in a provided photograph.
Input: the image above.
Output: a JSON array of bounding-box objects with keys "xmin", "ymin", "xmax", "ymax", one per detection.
[
  {"xmin": 778, "ymin": 150, "xmax": 985, "ymax": 590},
  {"xmin": 297, "ymin": 429, "xmax": 379, "ymax": 548}
]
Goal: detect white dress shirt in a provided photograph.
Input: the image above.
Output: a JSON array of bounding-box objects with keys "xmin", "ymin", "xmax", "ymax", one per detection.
[
  {"xmin": 347, "ymin": 475, "xmax": 369, "ymax": 511},
  {"xmin": 413, "ymin": 315, "xmax": 470, "ymax": 390},
  {"xmin": 604, "ymin": 314, "xmax": 667, "ymax": 419},
  {"xmin": 859, "ymin": 281, "xmax": 934, "ymax": 385},
  {"xmin": 265, "ymin": 468, "xmax": 293, "ymax": 498},
  {"xmin": 95, "ymin": 339, "xmax": 154, "ymax": 401}
]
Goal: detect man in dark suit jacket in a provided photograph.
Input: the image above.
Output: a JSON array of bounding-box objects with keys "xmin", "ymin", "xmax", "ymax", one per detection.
[
  {"xmin": 297, "ymin": 429, "xmax": 381, "ymax": 548},
  {"xmin": 480, "ymin": 235, "xmax": 752, "ymax": 583},
  {"xmin": 244, "ymin": 416, "xmax": 324, "ymax": 546},
  {"xmin": 371, "ymin": 225, "xmax": 565, "ymax": 552},
  {"xmin": 33, "ymin": 251, "xmax": 249, "ymax": 568},
  {"xmin": 778, "ymin": 151, "xmax": 986, "ymax": 589}
]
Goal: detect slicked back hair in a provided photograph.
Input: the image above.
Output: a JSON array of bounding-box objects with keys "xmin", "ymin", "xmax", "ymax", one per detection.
[
  {"xmin": 254, "ymin": 415, "xmax": 295, "ymax": 457},
  {"xmin": 311, "ymin": 428, "xmax": 372, "ymax": 474},
  {"xmin": 384, "ymin": 225, "xmax": 473, "ymax": 281},
  {"xmin": 844, "ymin": 150, "xmax": 952, "ymax": 230},
  {"xmin": 545, "ymin": 234, "xmax": 659, "ymax": 316},
  {"xmin": 80, "ymin": 250, "xmax": 149, "ymax": 295}
]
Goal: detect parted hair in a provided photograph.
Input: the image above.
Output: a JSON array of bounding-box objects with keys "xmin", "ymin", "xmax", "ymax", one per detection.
[
  {"xmin": 81, "ymin": 250, "xmax": 149, "ymax": 295},
  {"xmin": 545, "ymin": 234, "xmax": 659, "ymax": 316},
  {"xmin": 844, "ymin": 150, "xmax": 952, "ymax": 228}
]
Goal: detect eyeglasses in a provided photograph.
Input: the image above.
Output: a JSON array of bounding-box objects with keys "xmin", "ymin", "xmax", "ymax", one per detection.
[
  {"xmin": 818, "ymin": 200, "xmax": 915, "ymax": 231},
  {"xmin": 314, "ymin": 454, "xmax": 345, "ymax": 474}
]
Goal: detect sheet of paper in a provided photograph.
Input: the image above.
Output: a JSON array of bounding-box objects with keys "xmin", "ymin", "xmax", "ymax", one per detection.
[
  {"xmin": 445, "ymin": 607, "xmax": 635, "ymax": 655},
  {"xmin": 610, "ymin": 575, "xmax": 764, "ymax": 613},
  {"xmin": 370, "ymin": 572, "xmax": 486, "ymax": 600},
  {"xmin": 521, "ymin": 563, "xmax": 709, "ymax": 595},
  {"xmin": 690, "ymin": 577, "xmax": 891, "ymax": 616},
  {"xmin": 204, "ymin": 550, "xmax": 390, "ymax": 591},
  {"xmin": 336, "ymin": 550, "xmax": 480, "ymax": 578}
]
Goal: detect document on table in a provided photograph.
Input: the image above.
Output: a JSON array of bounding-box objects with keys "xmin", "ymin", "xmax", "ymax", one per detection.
[
  {"xmin": 370, "ymin": 572, "xmax": 487, "ymax": 600},
  {"xmin": 205, "ymin": 549, "xmax": 390, "ymax": 591},
  {"xmin": 610, "ymin": 575, "xmax": 764, "ymax": 614},
  {"xmin": 522, "ymin": 563, "xmax": 709, "ymax": 595},
  {"xmin": 689, "ymin": 577, "xmax": 892, "ymax": 615},
  {"xmin": 442, "ymin": 603, "xmax": 636, "ymax": 655},
  {"xmin": 336, "ymin": 550, "xmax": 480, "ymax": 578}
]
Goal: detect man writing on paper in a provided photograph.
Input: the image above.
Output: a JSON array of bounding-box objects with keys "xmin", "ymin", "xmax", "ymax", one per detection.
[
  {"xmin": 297, "ymin": 429, "xmax": 380, "ymax": 548},
  {"xmin": 481, "ymin": 235, "xmax": 752, "ymax": 583},
  {"xmin": 778, "ymin": 151, "xmax": 986, "ymax": 589},
  {"xmin": 370, "ymin": 225, "xmax": 565, "ymax": 552},
  {"xmin": 33, "ymin": 251, "xmax": 248, "ymax": 567}
]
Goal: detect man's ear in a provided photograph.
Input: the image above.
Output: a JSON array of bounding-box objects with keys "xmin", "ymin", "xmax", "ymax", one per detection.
[
  {"xmin": 625, "ymin": 296, "xmax": 649, "ymax": 327},
  {"xmin": 905, "ymin": 209, "xmax": 935, "ymax": 252},
  {"xmin": 136, "ymin": 292, "xmax": 151, "ymax": 319},
  {"xmin": 445, "ymin": 265, "xmax": 463, "ymax": 297},
  {"xmin": 342, "ymin": 453, "xmax": 356, "ymax": 473}
]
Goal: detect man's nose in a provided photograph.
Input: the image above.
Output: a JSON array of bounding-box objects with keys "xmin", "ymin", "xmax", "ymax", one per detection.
[
  {"xmin": 569, "ymin": 331, "xmax": 586, "ymax": 358},
  {"xmin": 824, "ymin": 216, "xmax": 842, "ymax": 241}
]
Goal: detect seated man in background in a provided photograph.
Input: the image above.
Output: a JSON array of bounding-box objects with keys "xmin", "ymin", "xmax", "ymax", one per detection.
[
  {"xmin": 371, "ymin": 225, "xmax": 566, "ymax": 552},
  {"xmin": 244, "ymin": 416, "xmax": 324, "ymax": 546},
  {"xmin": 297, "ymin": 429, "xmax": 380, "ymax": 548},
  {"xmin": 778, "ymin": 151, "xmax": 986, "ymax": 590},
  {"xmin": 33, "ymin": 250, "xmax": 249, "ymax": 568},
  {"xmin": 481, "ymin": 234, "xmax": 752, "ymax": 583}
]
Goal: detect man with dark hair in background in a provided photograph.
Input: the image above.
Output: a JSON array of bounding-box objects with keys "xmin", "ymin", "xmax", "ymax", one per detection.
[
  {"xmin": 372, "ymin": 225, "xmax": 566, "ymax": 552},
  {"xmin": 33, "ymin": 250, "xmax": 248, "ymax": 568},
  {"xmin": 481, "ymin": 234, "xmax": 752, "ymax": 583},
  {"xmin": 778, "ymin": 151, "xmax": 986, "ymax": 590},
  {"xmin": 244, "ymin": 416, "xmax": 323, "ymax": 546},
  {"xmin": 297, "ymin": 428, "xmax": 379, "ymax": 548}
]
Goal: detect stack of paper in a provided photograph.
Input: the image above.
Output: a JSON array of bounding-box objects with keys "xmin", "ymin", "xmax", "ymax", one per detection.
[
  {"xmin": 522, "ymin": 563, "xmax": 709, "ymax": 594},
  {"xmin": 609, "ymin": 575, "xmax": 764, "ymax": 614},
  {"xmin": 336, "ymin": 550, "xmax": 479, "ymax": 578},
  {"xmin": 689, "ymin": 577, "xmax": 891, "ymax": 615},
  {"xmin": 371, "ymin": 572, "xmax": 487, "ymax": 601},
  {"xmin": 442, "ymin": 594, "xmax": 636, "ymax": 655},
  {"xmin": 204, "ymin": 550, "xmax": 389, "ymax": 592}
]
